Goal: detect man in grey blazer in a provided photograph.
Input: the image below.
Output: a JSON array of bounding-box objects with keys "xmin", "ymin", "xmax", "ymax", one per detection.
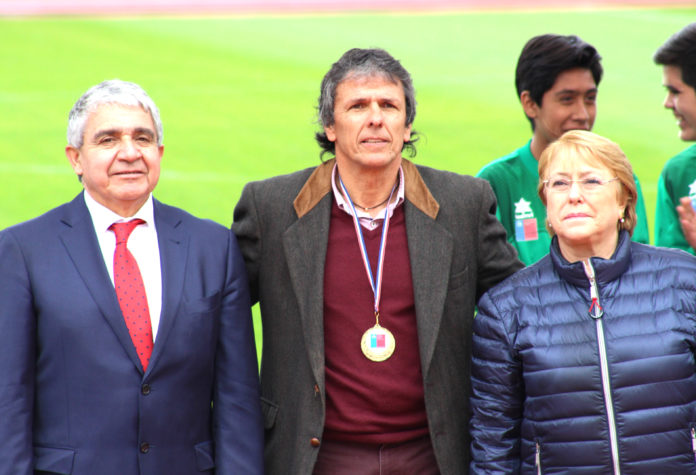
[{"xmin": 233, "ymin": 48, "xmax": 523, "ymax": 474}]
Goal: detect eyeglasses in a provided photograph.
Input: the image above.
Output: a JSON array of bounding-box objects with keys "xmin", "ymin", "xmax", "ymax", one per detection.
[{"xmin": 543, "ymin": 176, "xmax": 619, "ymax": 193}]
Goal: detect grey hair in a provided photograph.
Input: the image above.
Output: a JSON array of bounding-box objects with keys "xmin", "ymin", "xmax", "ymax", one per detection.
[
  {"xmin": 67, "ymin": 79, "xmax": 163, "ymax": 148},
  {"xmin": 315, "ymin": 48, "xmax": 418, "ymax": 158}
]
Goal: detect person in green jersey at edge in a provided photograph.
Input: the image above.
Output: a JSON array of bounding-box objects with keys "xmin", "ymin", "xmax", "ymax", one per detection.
[
  {"xmin": 477, "ymin": 34, "xmax": 649, "ymax": 265},
  {"xmin": 654, "ymin": 23, "xmax": 696, "ymax": 254}
]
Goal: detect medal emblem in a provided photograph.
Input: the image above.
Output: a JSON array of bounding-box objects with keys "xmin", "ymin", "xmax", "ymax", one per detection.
[{"xmin": 361, "ymin": 323, "xmax": 395, "ymax": 362}]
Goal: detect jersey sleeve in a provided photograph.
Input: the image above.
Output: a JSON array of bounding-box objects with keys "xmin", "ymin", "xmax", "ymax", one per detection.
[{"xmin": 631, "ymin": 174, "xmax": 650, "ymax": 245}]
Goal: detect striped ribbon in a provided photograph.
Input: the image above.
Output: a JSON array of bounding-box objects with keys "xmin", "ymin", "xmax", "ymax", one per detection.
[{"xmin": 338, "ymin": 176, "xmax": 397, "ymax": 317}]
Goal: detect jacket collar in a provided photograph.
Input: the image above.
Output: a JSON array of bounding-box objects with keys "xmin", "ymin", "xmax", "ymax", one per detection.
[
  {"xmin": 293, "ymin": 158, "xmax": 439, "ymax": 220},
  {"xmin": 550, "ymin": 230, "xmax": 632, "ymax": 287}
]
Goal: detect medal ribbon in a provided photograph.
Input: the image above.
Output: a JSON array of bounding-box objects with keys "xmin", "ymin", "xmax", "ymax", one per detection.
[{"xmin": 339, "ymin": 176, "xmax": 397, "ymax": 321}]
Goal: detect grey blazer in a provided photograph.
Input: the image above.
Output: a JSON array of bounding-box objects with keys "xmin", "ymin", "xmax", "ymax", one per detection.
[{"xmin": 232, "ymin": 158, "xmax": 523, "ymax": 474}]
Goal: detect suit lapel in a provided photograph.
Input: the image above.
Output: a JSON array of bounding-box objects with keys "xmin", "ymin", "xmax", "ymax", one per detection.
[
  {"xmin": 282, "ymin": 194, "xmax": 332, "ymax": 389},
  {"xmin": 148, "ymin": 200, "xmax": 187, "ymax": 375},
  {"xmin": 405, "ymin": 201, "xmax": 453, "ymax": 378},
  {"xmin": 59, "ymin": 194, "xmax": 144, "ymax": 372}
]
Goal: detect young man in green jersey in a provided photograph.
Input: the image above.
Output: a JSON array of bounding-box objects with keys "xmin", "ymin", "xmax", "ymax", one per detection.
[
  {"xmin": 654, "ymin": 23, "xmax": 696, "ymax": 253},
  {"xmin": 477, "ymin": 34, "xmax": 650, "ymax": 265}
]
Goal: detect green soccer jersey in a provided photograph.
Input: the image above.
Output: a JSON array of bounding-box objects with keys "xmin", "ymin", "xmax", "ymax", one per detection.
[
  {"xmin": 477, "ymin": 140, "xmax": 650, "ymax": 266},
  {"xmin": 654, "ymin": 143, "xmax": 696, "ymax": 254}
]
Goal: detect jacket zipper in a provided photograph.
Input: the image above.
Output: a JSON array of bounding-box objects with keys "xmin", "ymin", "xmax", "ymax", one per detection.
[
  {"xmin": 583, "ymin": 259, "xmax": 621, "ymax": 475},
  {"xmin": 535, "ymin": 440, "xmax": 542, "ymax": 475}
]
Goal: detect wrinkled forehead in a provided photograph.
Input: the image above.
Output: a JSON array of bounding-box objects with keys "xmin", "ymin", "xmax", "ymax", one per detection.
[
  {"xmin": 82, "ymin": 103, "xmax": 157, "ymax": 139},
  {"xmin": 87, "ymin": 102, "xmax": 156, "ymax": 128},
  {"xmin": 333, "ymin": 74, "xmax": 406, "ymax": 110}
]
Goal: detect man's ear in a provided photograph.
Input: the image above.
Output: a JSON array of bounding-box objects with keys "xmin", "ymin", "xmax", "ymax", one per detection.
[
  {"xmin": 520, "ymin": 90, "xmax": 539, "ymax": 122},
  {"xmin": 324, "ymin": 125, "xmax": 336, "ymax": 142},
  {"xmin": 403, "ymin": 123, "xmax": 412, "ymax": 143},
  {"xmin": 65, "ymin": 146, "xmax": 83, "ymax": 177}
]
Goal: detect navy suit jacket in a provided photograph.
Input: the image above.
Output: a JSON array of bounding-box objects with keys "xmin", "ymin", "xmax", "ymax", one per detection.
[{"xmin": 0, "ymin": 193, "xmax": 263, "ymax": 474}]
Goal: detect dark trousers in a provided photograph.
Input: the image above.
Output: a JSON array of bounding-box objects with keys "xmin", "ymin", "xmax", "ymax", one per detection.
[{"xmin": 312, "ymin": 434, "xmax": 440, "ymax": 475}]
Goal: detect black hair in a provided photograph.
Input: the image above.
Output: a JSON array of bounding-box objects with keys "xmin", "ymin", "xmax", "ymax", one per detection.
[
  {"xmin": 654, "ymin": 23, "xmax": 696, "ymax": 90},
  {"xmin": 515, "ymin": 34, "xmax": 603, "ymax": 130}
]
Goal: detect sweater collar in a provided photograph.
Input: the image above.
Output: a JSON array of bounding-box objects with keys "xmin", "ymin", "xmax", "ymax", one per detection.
[{"xmin": 550, "ymin": 230, "xmax": 632, "ymax": 287}]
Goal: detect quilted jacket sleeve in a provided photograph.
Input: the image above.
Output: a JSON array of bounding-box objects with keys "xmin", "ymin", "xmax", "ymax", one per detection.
[{"xmin": 470, "ymin": 290, "xmax": 523, "ymax": 474}]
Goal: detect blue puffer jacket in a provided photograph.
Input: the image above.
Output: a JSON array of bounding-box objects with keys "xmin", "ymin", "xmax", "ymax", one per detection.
[{"xmin": 471, "ymin": 231, "xmax": 696, "ymax": 474}]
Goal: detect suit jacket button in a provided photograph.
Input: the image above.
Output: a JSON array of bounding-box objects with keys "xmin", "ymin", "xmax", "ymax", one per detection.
[
  {"xmin": 141, "ymin": 383, "xmax": 151, "ymax": 395},
  {"xmin": 310, "ymin": 437, "xmax": 321, "ymax": 448},
  {"xmin": 140, "ymin": 442, "xmax": 150, "ymax": 453}
]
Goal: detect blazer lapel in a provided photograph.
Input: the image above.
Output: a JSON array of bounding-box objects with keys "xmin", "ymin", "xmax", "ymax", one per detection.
[
  {"xmin": 147, "ymin": 200, "xmax": 187, "ymax": 375},
  {"xmin": 59, "ymin": 194, "xmax": 144, "ymax": 372},
  {"xmin": 405, "ymin": 201, "xmax": 453, "ymax": 378},
  {"xmin": 282, "ymin": 194, "xmax": 332, "ymax": 390}
]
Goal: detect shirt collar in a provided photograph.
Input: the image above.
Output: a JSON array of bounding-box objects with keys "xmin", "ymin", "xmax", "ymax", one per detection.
[
  {"xmin": 293, "ymin": 158, "xmax": 439, "ymax": 220},
  {"xmin": 330, "ymin": 163, "xmax": 405, "ymax": 219},
  {"xmin": 83, "ymin": 190, "xmax": 155, "ymax": 232}
]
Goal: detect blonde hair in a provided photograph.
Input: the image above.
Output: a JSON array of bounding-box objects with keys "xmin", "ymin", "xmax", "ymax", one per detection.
[{"xmin": 537, "ymin": 130, "xmax": 637, "ymax": 236}]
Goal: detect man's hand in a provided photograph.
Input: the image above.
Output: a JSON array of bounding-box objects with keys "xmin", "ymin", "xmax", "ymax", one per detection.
[{"xmin": 677, "ymin": 196, "xmax": 696, "ymax": 250}]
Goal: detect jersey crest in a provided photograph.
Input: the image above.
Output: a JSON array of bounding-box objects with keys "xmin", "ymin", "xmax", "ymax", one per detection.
[
  {"xmin": 689, "ymin": 180, "xmax": 696, "ymax": 210},
  {"xmin": 514, "ymin": 197, "xmax": 538, "ymax": 242}
]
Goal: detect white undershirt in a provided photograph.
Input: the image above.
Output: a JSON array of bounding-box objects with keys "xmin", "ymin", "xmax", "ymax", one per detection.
[{"xmin": 83, "ymin": 191, "xmax": 162, "ymax": 340}]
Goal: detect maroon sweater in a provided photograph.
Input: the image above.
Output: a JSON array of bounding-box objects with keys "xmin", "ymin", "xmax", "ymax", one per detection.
[{"xmin": 322, "ymin": 201, "xmax": 429, "ymax": 444}]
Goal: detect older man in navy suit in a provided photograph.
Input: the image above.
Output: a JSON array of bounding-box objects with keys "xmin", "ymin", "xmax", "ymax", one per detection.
[{"xmin": 0, "ymin": 80, "xmax": 263, "ymax": 474}]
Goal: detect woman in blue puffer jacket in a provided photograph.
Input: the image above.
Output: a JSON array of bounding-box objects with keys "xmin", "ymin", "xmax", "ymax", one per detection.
[{"xmin": 471, "ymin": 130, "xmax": 696, "ymax": 474}]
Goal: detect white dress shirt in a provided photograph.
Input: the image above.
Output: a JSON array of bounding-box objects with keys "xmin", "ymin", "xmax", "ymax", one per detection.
[{"xmin": 83, "ymin": 191, "xmax": 162, "ymax": 340}]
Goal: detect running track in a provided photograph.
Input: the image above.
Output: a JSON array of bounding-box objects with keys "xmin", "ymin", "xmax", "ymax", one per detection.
[{"xmin": 1, "ymin": 0, "xmax": 694, "ymax": 16}]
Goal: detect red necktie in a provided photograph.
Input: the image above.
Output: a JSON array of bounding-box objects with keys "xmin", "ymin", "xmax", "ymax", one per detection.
[{"xmin": 110, "ymin": 219, "xmax": 153, "ymax": 372}]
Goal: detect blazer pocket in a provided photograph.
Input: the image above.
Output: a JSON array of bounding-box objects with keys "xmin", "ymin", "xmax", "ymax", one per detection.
[
  {"xmin": 194, "ymin": 440, "xmax": 215, "ymax": 471},
  {"xmin": 34, "ymin": 446, "xmax": 75, "ymax": 474},
  {"xmin": 183, "ymin": 291, "xmax": 222, "ymax": 315},
  {"xmin": 261, "ymin": 396, "xmax": 279, "ymax": 430},
  {"xmin": 448, "ymin": 266, "xmax": 470, "ymax": 291}
]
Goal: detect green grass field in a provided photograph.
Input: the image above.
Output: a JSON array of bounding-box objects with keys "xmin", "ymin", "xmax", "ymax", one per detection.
[
  {"xmin": 1, "ymin": 7, "xmax": 695, "ymax": 235},
  {"xmin": 2, "ymin": 7, "xmax": 694, "ymax": 357}
]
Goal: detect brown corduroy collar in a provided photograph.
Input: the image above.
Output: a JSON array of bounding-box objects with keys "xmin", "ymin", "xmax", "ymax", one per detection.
[{"xmin": 293, "ymin": 158, "xmax": 439, "ymax": 220}]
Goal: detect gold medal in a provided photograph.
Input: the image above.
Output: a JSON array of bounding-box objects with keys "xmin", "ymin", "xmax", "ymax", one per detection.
[{"xmin": 361, "ymin": 323, "xmax": 395, "ymax": 362}]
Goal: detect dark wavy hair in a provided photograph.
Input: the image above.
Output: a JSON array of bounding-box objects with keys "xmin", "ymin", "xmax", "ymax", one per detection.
[
  {"xmin": 654, "ymin": 23, "xmax": 696, "ymax": 91},
  {"xmin": 516, "ymin": 34, "xmax": 603, "ymax": 131},
  {"xmin": 315, "ymin": 48, "xmax": 418, "ymax": 159}
]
